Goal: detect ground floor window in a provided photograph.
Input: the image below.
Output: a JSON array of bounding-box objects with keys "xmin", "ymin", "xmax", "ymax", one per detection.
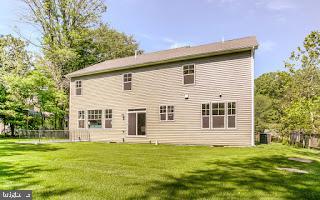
[
  {"xmin": 227, "ymin": 102, "xmax": 236, "ymax": 128},
  {"xmin": 160, "ymin": 105, "xmax": 175, "ymax": 121},
  {"xmin": 201, "ymin": 101, "xmax": 237, "ymax": 129},
  {"xmin": 201, "ymin": 103, "xmax": 210, "ymax": 128},
  {"xmin": 105, "ymin": 109, "xmax": 112, "ymax": 128},
  {"xmin": 88, "ymin": 110, "xmax": 102, "ymax": 128},
  {"xmin": 212, "ymin": 102, "xmax": 225, "ymax": 129},
  {"xmin": 78, "ymin": 111, "xmax": 85, "ymax": 128}
]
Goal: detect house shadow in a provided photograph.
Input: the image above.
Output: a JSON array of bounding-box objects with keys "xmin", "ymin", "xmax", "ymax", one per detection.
[{"xmin": 127, "ymin": 155, "xmax": 320, "ymax": 200}]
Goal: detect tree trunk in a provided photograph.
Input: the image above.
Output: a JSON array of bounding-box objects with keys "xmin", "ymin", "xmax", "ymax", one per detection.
[{"xmin": 10, "ymin": 124, "xmax": 15, "ymax": 137}]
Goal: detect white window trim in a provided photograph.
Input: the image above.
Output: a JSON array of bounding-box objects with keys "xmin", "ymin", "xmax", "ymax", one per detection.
[
  {"xmin": 104, "ymin": 109, "xmax": 113, "ymax": 130},
  {"xmin": 159, "ymin": 105, "xmax": 175, "ymax": 122},
  {"xmin": 211, "ymin": 101, "xmax": 226, "ymax": 130},
  {"xmin": 227, "ymin": 101, "xmax": 237, "ymax": 129},
  {"xmin": 75, "ymin": 80, "xmax": 82, "ymax": 96},
  {"xmin": 182, "ymin": 64, "xmax": 196, "ymax": 86},
  {"xmin": 78, "ymin": 110, "xmax": 85, "ymax": 129},
  {"xmin": 126, "ymin": 108, "xmax": 147, "ymax": 137},
  {"xmin": 205, "ymin": 100, "xmax": 238, "ymax": 131},
  {"xmin": 200, "ymin": 103, "xmax": 211, "ymax": 129},
  {"xmin": 87, "ymin": 109, "xmax": 103, "ymax": 129},
  {"xmin": 123, "ymin": 73, "xmax": 133, "ymax": 91}
]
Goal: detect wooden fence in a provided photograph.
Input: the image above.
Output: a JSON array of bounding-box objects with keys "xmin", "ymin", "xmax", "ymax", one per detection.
[{"xmin": 289, "ymin": 132, "xmax": 320, "ymax": 149}]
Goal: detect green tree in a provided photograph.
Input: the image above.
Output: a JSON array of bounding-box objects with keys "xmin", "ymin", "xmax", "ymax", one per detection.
[
  {"xmin": 0, "ymin": 35, "xmax": 32, "ymax": 135},
  {"xmin": 284, "ymin": 31, "xmax": 320, "ymax": 135},
  {"xmin": 254, "ymin": 71, "xmax": 290, "ymax": 134},
  {"xmin": 22, "ymin": 0, "xmax": 141, "ymax": 88}
]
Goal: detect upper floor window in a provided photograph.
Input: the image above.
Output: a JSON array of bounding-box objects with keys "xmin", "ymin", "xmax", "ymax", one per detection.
[
  {"xmin": 160, "ymin": 105, "xmax": 175, "ymax": 121},
  {"xmin": 227, "ymin": 102, "xmax": 236, "ymax": 128},
  {"xmin": 183, "ymin": 64, "xmax": 195, "ymax": 85},
  {"xmin": 212, "ymin": 102, "xmax": 225, "ymax": 129},
  {"xmin": 105, "ymin": 109, "xmax": 112, "ymax": 128},
  {"xmin": 201, "ymin": 103, "xmax": 210, "ymax": 129},
  {"xmin": 76, "ymin": 80, "xmax": 82, "ymax": 95},
  {"xmin": 78, "ymin": 111, "xmax": 85, "ymax": 128},
  {"xmin": 88, "ymin": 110, "xmax": 102, "ymax": 128},
  {"xmin": 123, "ymin": 73, "xmax": 132, "ymax": 90}
]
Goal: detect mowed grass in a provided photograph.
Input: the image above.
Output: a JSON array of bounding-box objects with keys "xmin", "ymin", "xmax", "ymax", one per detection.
[{"xmin": 0, "ymin": 140, "xmax": 320, "ymax": 200}]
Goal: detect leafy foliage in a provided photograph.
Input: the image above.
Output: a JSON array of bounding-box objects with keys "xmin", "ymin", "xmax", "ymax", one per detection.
[
  {"xmin": 255, "ymin": 31, "xmax": 320, "ymax": 137},
  {"xmin": 22, "ymin": 0, "xmax": 141, "ymax": 87}
]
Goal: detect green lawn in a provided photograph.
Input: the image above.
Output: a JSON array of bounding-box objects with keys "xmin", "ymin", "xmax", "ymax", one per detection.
[{"xmin": 0, "ymin": 140, "xmax": 319, "ymax": 200}]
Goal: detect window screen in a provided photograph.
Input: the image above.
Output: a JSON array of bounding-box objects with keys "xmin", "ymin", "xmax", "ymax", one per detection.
[
  {"xmin": 105, "ymin": 109, "xmax": 112, "ymax": 128},
  {"xmin": 228, "ymin": 102, "xmax": 236, "ymax": 128},
  {"xmin": 78, "ymin": 111, "xmax": 85, "ymax": 128},
  {"xmin": 212, "ymin": 102, "xmax": 225, "ymax": 128},
  {"xmin": 183, "ymin": 64, "xmax": 195, "ymax": 85},
  {"xmin": 201, "ymin": 103, "xmax": 210, "ymax": 128},
  {"xmin": 76, "ymin": 80, "xmax": 82, "ymax": 95},
  {"xmin": 123, "ymin": 73, "xmax": 132, "ymax": 90}
]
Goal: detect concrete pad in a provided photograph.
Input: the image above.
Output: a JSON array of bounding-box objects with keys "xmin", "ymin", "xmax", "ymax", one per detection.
[
  {"xmin": 288, "ymin": 157, "xmax": 313, "ymax": 163},
  {"xmin": 277, "ymin": 167, "xmax": 309, "ymax": 174}
]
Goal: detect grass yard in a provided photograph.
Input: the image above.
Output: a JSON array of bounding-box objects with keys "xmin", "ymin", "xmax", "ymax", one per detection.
[{"xmin": 0, "ymin": 140, "xmax": 319, "ymax": 200}]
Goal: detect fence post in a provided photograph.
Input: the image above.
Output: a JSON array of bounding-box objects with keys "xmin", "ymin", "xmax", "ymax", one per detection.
[{"xmin": 38, "ymin": 131, "xmax": 41, "ymax": 143}]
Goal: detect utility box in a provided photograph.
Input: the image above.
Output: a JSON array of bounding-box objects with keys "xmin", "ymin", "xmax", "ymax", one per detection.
[{"xmin": 260, "ymin": 133, "xmax": 271, "ymax": 144}]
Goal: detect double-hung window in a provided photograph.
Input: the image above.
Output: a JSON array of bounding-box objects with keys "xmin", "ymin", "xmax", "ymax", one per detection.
[
  {"xmin": 88, "ymin": 110, "xmax": 102, "ymax": 128},
  {"xmin": 201, "ymin": 103, "xmax": 210, "ymax": 128},
  {"xmin": 105, "ymin": 109, "xmax": 112, "ymax": 128},
  {"xmin": 160, "ymin": 105, "xmax": 175, "ymax": 121},
  {"xmin": 183, "ymin": 64, "xmax": 195, "ymax": 85},
  {"xmin": 227, "ymin": 102, "xmax": 236, "ymax": 128},
  {"xmin": 212, "ymin": 102, "xmax": 225, "ymax": 129},
  {"xmin": 78, "ymin": 111, "xmax": 85, "ymax": 128},
  {"xmin": 123, "ymin": 73, "xmax": 132, "ymax": 90},
  {"xmin": 160, "ymin": 106, "xmax": 167, "ymax": 121},
  {"xmin": 75, "ymin": 80, "xmax": 82, "ymax": 95}
]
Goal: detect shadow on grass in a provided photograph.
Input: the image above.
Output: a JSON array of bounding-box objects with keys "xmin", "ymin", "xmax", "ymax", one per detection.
[
  {"xmin": 0, "ymin": 140, "xmax": 63, "ymax": 157},
  {"xmin": 0, "ymin": 140, "xmax": 77, "ymax": 198},
  {"xmin": 128, "ymin": 155, "xmax": 320, "ymax": 200}
]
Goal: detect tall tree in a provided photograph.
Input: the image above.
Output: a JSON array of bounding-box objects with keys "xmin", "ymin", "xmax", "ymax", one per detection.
[
  {"xmin": 284, "ymin": 31, "xmax": 320, "ymax": 135},
  {"xmin": 254, "ymin": 71, "xmax": 291, "ymax": 133},
  {"xmin": 22, "ymin": 0, "xmax": 141, "ymax": 88},
  {"xmin": 0, "ymin": 35, "xmax": 32, "ymax": 135}
]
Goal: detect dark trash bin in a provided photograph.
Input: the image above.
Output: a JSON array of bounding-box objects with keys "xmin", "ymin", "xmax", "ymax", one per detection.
[{"xmin": 260, "ymin": 133, "xmax": 271, "ymax": 144}]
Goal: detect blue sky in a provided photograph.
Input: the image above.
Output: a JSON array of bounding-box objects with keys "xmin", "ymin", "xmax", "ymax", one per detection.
[{"xmin": 0, "ymin": 0, "xmax": 319, "ymax": 77}]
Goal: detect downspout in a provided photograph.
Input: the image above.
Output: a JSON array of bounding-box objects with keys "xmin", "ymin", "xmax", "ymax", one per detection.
[{"xmin": 251, "ymin": 47, "xmax": 255, "ymax": 146}]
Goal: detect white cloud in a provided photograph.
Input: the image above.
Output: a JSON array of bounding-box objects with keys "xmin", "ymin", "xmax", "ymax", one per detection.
[
  {"xmin": 260, "ymin": 40, "xmax": 277, "ymax": 52},
  {"xmin": 162, "ymin": 37, "xmax": 190, "ymax": 49},
  {"xmin": 169, "ymin": 42, "xmax": 189, "ymax": 49},
  {"xmin": 256, "ymin": 0, "xmax": 296, "ymax": 11},
  {"xmin": 267, "ymin": 0, "xmax": 295, "ymax": 10}
]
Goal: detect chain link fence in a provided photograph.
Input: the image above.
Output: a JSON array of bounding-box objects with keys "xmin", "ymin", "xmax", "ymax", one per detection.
[{"xmin": 14, "ymin": 129, "xmax": 92, "ymax": 143}]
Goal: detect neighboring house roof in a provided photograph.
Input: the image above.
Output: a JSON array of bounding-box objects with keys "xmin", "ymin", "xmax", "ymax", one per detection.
[{"xmin": 66, "ymin": 36, "xmax": 258, "ymax": 78}]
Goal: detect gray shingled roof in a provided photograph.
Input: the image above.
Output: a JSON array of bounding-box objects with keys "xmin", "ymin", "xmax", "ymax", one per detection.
[{"xmin": 66, "ymin": 36, "xmax": 258, "ymax": 78}]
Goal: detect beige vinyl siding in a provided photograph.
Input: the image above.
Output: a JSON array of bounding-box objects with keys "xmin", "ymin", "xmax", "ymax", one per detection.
[{"xmin": 69, "ymin": 51, "xmax": 253, "ymax": 146}]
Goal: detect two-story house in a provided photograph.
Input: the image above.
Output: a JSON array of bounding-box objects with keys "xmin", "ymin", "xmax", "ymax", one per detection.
[{"xmin": 66, "ymin": 36, "xmax": 258, "ymax": 146}]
